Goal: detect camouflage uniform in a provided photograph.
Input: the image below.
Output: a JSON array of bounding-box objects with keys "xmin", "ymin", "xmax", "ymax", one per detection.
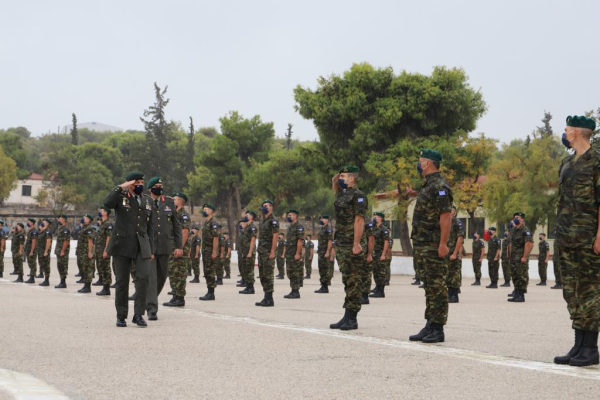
[
  {"xmin": 472, "ymin": 238, "xmax": 484, "ymax": 280},
  {"xmin": 538, "ymin": 239, "xmax": 549, "ymax": 282},
  {"xmin": 317, "ymin": 223, "xmax": 333, "ymax": 286},
  {"xmin": 286, "ymin": 221, "xmax": 305, "ymax": 291},
  {"xmin": 510, "ymin": 224, "xmax": 533, "ymax": 293},
  {"xmin": 202, "ymin": 218, "xmax": 219, "ymax": 289},
  {"xmin": 362, "ymin": 221, "xmax": 376, "ymax": 296},
  {"xmin": 54, "ymin": 225, "xmax": 71, "ymax": 280},
  {"xmin": 447, "ymin": 217, "xmax": 465, "ymax": 290},
  {"xmin": 501, "ymin": 235, "xmax": 512, "ymax": 282},
  {"xmin": 258, "ymin": 214, "xmax": 279, "ymax": 293},
  {"xmin": 240, "ymin": 222, "xmax": 257, "ymax": 285},
  {"xmin": 223, "ymin": 237, "xmax": 231, "ymax": 276},
  {"xmin": 411, "ymin": 172, "xmax": 453, "ymax": 325},
  {"xmin": 487, "ymin": 235, "xmax": 502, "ymax": 283},
  {"xmin": 24, "ymin": 227, "xmax": 38, "ymax": 277},
  {"xmin": 169, "ymin": 208, "xmax": 191, "ymax": 297},
  {"xmin": 385, "ymin": 237, "xmax": 393, "ymax": 284},
  {"xmin": 276, "ymin": 238, "xmax": 286, "ymax": 277},
  {"xmin": 556, "ymin": 149, "xmax": 600, "ymax": 331},
  {"xmin": 37, "ymin": 229, "xmax": 52, "ymax": 277},
  {"xmin": 0, "ymin": 229, "xmax": 6, "ymax": 276},
  {"xmin": 304, "ymin": 238, "xmax": 314, "ymax": 277},
  {"xmin": 12, "ymin": 230, "xmax": 25, "ymax": 275},
  {"xmin": 372, "ymin": 223, "xmax": 390, "ymax": 287},
  {"xmin": 216, "ymin": 233, "xmax": 226, "ymax": 280},
  {"xmin": 334, "ymin": 186, "xmax": 368, "ymax": 313},
  {"xmin": 190, "ymin": 233, "xmax": 201, "ymax": 277},
  {"xmin": 80, "ymin": 224, "xmax": 96, "ymax": 283},
  {"xmin": 95, "ymin": 219, "xmax": 113, "ymax": 285},
  {"xmin": 553, "ymin": 240, "xmax": 562, "ymax": 286}
]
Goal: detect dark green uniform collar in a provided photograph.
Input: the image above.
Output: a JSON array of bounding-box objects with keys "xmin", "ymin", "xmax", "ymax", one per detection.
[{"xmin": 425, "ymin": 172, "xmax": 442, "ymax": 182}]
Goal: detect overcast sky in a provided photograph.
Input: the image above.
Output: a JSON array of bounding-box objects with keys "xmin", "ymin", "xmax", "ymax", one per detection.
[{"xmin": 1, "ymin": 0, "xmax": 598, "ymax": 143}]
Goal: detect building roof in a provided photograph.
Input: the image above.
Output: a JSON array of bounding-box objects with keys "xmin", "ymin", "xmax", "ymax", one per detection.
[{"xmin": 29, "ymin": 173, "xmax": 44, "ymax": 180}]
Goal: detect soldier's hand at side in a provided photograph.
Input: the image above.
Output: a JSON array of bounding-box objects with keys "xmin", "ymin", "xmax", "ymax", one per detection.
[
  {"xmin": 103, "ymin": 251, "xmax": 108, "ymax": 259},
  {"xmin": 150, "ymin": 254, "xmax": 154, "ymax": 261},
  {"xmin": 294, "ymin": 254, "xmax": 300, "ymax": 261},
  {"xmin": 119, "ymin": 180, "xmax": 136, "ymax": 190},
  {"xmin": 211, "ymin": 252, "xmax": 217, "ymax": 260},
  {"xmin": 324, "ymin": 252, "xmax": 329, "ymax": 258},
  {"xmin": 438, "ymin": 243, "xmax": 449, "ymax": 258},
  {"xmin": 367, "ymin": 254, "xmax": 373, "ymax": 263},
  {"xmin": 268, "ymin": 252, "xmax": 275, "ymax": 260},
  {"xmin": 449, "ymin": 254, "xmax": 457, "ymax": 261},
  {"xmin": 173, "ymin": 249, "xmax": 183, "ymax": 258},
  {"xmin": 594, "ymin": 236, "xmax": 600, "ymax": 254},
  {"xmin": 60, "ymin": 251, "xmax": 65, "ymax": 257},
  {"xmin": 380, "ymin": 255, "xmax": 385, "ymax": 261},
  {"xmin": 352, "ymin": 243, "xmax": 362, "ymax": 255},
  {"xmin": 521, "ymin": 256, "xmax": 527, "ymax": 263},
  {"xmin": 87, "ymin": 253, "xmax": 93, "ymax": 260}
]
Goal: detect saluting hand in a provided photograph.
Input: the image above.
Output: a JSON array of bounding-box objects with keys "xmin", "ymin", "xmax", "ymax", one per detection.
[{"xmin": 119, "ymin": 180, "xmax": 136, "ymax": 190}]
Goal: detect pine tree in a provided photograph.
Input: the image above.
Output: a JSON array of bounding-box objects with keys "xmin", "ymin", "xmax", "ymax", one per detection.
[{"xmin": 71, "ymin": 113, "xmax": 78, "ymax": 145}]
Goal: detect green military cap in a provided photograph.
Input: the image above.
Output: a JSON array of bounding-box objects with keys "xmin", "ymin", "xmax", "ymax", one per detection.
[
  {"xmin": 203, "ymin": 203, "xmax": 216, "ymax": 211},
  {"xmin": 191, "ymin": 225, "xmax": 199, "ymax": 231},
  {"xmin": 246, "ymin": 210, "xmax": 257, "ymax": 219},
  {"xmin": 320, "ymin": 215, "xmax": 330, "ymax": 219},
  {"xmin": 489, "ymin": 227, "xmax": 497, "ymax": 231},
  {"xmin": 566, "ymin": 115, "xmax": 596, "ymax": 131},
  {"xmin": 58, "ymin": 214, "xmax": 68, "ymax": 220},
  {"xmin": 0, "ymin": 219, "xmax": 4, "ymax": 225},
  {"xmin": 287, "ymin": 209, "xmax": 300, "ymax": 215},
  {"xmin": 172, "ymin": 192, "xmax": 188, "ymax": 202},
  {"xmin": 223, "ymin": 232, "xmax": 229, "ymax": 235},
  {"xmin": 100, "ymin": 206, "xmax": 112, "ymax": 215},
  {"xmin": 125, "ymin": 171, "xmax": 144, "ymax": 181},
  {"xmin": 373, "ymin": 212, "xmax": 385, "ymax": 219},
  {"xmin": 339, "ymin": 165, "xmax": 360, "ymax": 173},
  {"xmin": 83, "ymin": 213, "xmax": 93, "ymax": 220},
  {"xmin": 17, "ymin": 223, "xmax": 24, "ymax": 229},
  {"xmin": 420, "ymin": 149, "xmax": 443, "ymax": 162},
  {"xmin": 513, "ymin": 212, "xmax": 526, "ymax": 218},
  {"xmin": 147, "ymin": 176, "xmax": 162, "ymax": 188},
  {"xmin": 44, "ymin": 218, "xmax": 52, "ymax": 224},
  {"xmin": 28, "ymin": 218, "xmax": 36, "ymax": 224},
  {"xmin": 262, "ymin": 199, "xmax": 274, "ymax": 206}
]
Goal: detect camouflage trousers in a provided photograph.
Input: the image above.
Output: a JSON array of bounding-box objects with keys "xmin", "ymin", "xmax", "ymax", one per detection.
[
  {"xmin": 82, "ymin": 253, "xmax": 94, "ymax": 283},
  {"xmin": 318, "ymin": 254, "xmax": 332, "ymax": 285},
  {"xmin": 512, "ymin": 258, "xmax": 529, "ymax": 293},
  {"xmin": 12, "ymin": 252, "xmax": 23, "ymax": 275},
  {"xmin": 258, "ymin": 253, "xmax": 275, "ymax": 293},
  {"xmin": 329, "ymin": 257, "xmax": 335, "ymax": 280},
  {"xmin": 304, "ymin": 257, "xmax": 312, "ymax": 277},
  {"xmin": 286, "ymin": 256, "xmax": 303, "ymax": 291},
  {"xmin": 240, "ymin": 254, "xmax": 255, "ymax": 285},
  {"xmin": 96, "ymin": 252, "xmax": 112, "ymax": 285},
  {"xmin": 26, "ymin": 251, "xmax": 37, "ymax": 276},
  {"xmin": 0, "ymin": 250, "xmax": 4, "ymax": 274},
  {"xmin": 276, "ymin": 256, "xmax": 285, "ymax": 277},
  {"xmin": 223, "ymin": 257, "xmax": 231, "ymax": 276},
  {"xmin": 169, "ymin": 255, "xmax": 189, "ymax": 297},
  {"xmin": 472, "ymin": 258, "xmax": 482, "ymax": 280},
  {"xmin": 501, "ymin": 259, "xmax": 512, "ymax": 281},
  {"xmin": 385, "ymin": 257, "xmax": 392, "ymax": 283},
  {"xmin": 336, "ymin": 246, "xmax": 364, "ymax": 313},
  {"xmin": 191, "ymin": 257, "xmax": 200, "ymax": 276},
  {"xmin": 38, "ymin": 253, "xmax": 51, "ymax": 277},
  {"xmin": 554, "ymin": 255, "xmax": 562, "ymax": 285},
  {"xmin": 558, "ymin": 245, "xmax": 600, "ymax": 332},
  {"xmin": 57, "ymin": 255, "xmax": 69, "ymax": 279},
  {"xmin": 202, "ymin": 251, "xmax": 217, "ymax": 288},
  {"xmin": 372, "ymin": 256, "xmax": 386, "ymax": 286},
  {"xmin": 538, "ymin": 260, "xmax": 548, "ymax": 282},
  {"xmin": 413, "ymin": 256, "xmax": 422, "ymax": 282},
  {"xmin": 488, "ymin": 258, "xmax": 500, "ymax": 282},
  {"xmin": 361, "ymin": 259, "xmax": 374, "ymax": 295},
  {"xmin": 414, "ymin": 242, "xmax": 448, "ymax": 325},
  {"xmin": 447, "ymin": 257, "xmax": 462, "ymax": 289},
  {"xmin": 218, "ymin": 257, "xmax": 227, "ymax": 280}
]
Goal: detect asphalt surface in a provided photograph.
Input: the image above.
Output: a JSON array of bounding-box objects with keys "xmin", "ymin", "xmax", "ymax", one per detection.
[{"xmin": 1, "ymin": 258, "xmax": 599, "ymax": 399}]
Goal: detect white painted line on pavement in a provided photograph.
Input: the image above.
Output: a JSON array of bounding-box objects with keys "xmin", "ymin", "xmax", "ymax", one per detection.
[{"xmin": 0, "ymin": 369, "xmax": 69, "ymax": 400}]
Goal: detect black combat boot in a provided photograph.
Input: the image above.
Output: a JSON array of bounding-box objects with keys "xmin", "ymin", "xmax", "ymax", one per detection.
[
  {"xmin": 315, "ymin": 284, "xmax": 329, "ymax": 293},
  {"xmin": 501, "ymin": 279, "xmax": 511, "ymax": 287},
  {"xmin": 508, "ymin": 289, "xmax": 524, "ymax": 302},
  {"xmin": 536, "ymin": 280, "xmax": 547, "ymax": 286},
  {"xmin": 224, "ymin": 274, "xmax": 231, "ymax": 279},
  {"xmin": 359, "ymin": 293, "xmax": 370, "ymax": 305},
  {"xmin": 75, "ymin": 272, "xmax": 82, "ymax": 277},
  {"xmin": 187, "ymin": 269, "xmax": 192, "ymax": 276},
  {"xmin": 551, "ymin": 283, "xmax": 563, "ymax": 289},
  {"xmin": 304, "ymin": 274, "xmax": 311, "ymax": 279},
  {"xmin": 236, "ymin": 279, "xmax": 246, "ymax": 287},
  {"xmin": 92, "ymin": 277, "xmax": 103, "ymax": 286},
  {"xmin": 25, "ymin": 275, "xmax": 35, "ymax": 284},
  {"xmin": 340, "ymin": 310, "xmax": 358, "ymax": 330},
  {"xmin": 165, "ymin": 296, "xmax": 185, "ymax": 307},
  {"xmin": 569, "ymin": 331, "xmax": 600, "ymax": 367},
  {"xmin": 508, "ymin": 290, "xmax": 515, "ymax": 297},
  {"xmin": 409, "ymin": 320, "xmax": 432, "ymax": 341},
  {"xmin": 422, "ymin": 323, "xmax": 445, "ymax": 343},
  {"xmin": 36, "ymin": 272, "xmax": 44, "ymax": 279},
  {"xmin": 14, "ymin": 274, "xmax": 24, "ymax": 283},
  {"xmin": 330, "ymin": 310, "xmax": 349, "ymax": 329},
  {"xmin": 189, "ymin": 275, "xmax": 200, "ymax": 283},
  {"xmin": 486, "ymin": 281, "xmax": 498, "ymax": 289},
  {"xmin": 369, "ymin": 285, "xmax": 385, "ymax": 298},
  {"xmin": 163, "ymin": 294, "xmax": 176, "ymax": 306},
  {"xmin": 10, "ymin": 270, "xmax": 17, "ymax": 275},
  {"xmin": 132, "ymin": 314, "xmax": 147, "ymax": 327},
  {"xmin": 76, "ymin": 276, "xmax": 85, "ymax": 283},
  {"xmin": 77, "ymin": 282, "xmax": 91, "ymax": 293},
  {"xmin": 128, "ymin": 292, "xmax": 136, "ymax": 301},
  {"xmin": 283, "ymin": 289, "xmax": 300, "ymax": 299},
  {"xmin": 418, "ymin": 282, "xmax": 426, "ymax": 289},
  {"xmin": 471, "ymin": 278, "xmax": 481, "ymax": 286},
  {"xmin": 39, "ymin": 277, "xmax": 49, "ymax": 287},
  {"xmin": 554, "ymin": 329, "xmax": 584, "ymax": 365},
  {"xmin": 448, "ymin": 288, "xmax": 459, "ymax": 303},
  {"xmin": 411, "ymin": 279, "xmax": 421, "ymax": 286},
  {"xmin": 216, "ymin": 277, "xmax": 223, "ymax": 285},
  {"xmin": 96, "ymin": 284, "xmax": 111, "ymax": 296},
  {"xmin": 199, "ymin": 287, "xmax": 215, "ymax": 301},
  {"xmin": 255, "ymin": 292, "xmax": 274, "ymax": 307},
  {"xmin": 276, "ymin": 274, "xmax": 284, "ymax": 280},
  {"xmin": 54, "ymin": 278, "xmax": 66, "ymax": 288},
  {"xmin": 239, "ymin": 284, "xmax": 255, "ymax": 294}
]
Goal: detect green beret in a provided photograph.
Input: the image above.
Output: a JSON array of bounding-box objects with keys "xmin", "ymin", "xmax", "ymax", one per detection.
[
  {"xmin": 513, "ymin": 212, "xmax": 526, "ymax": 218},
  {"xmin": 566, "ymin": 115, "xmax": 596, "ymax": 131},
  {"xmin": 100, "ymin": 206, "xmax": 112, "ymax": 215},
  {"xmin": 17, "ymin": 223, "xmax": 24, "ymax": 229},
  {"xmin": 320, "ymin": 215, "xmax": 330, "ymax": 219},
  {"xmin": 420, "ymin": 149, "xmax": 443, "ymax": 162},
  {"xmin": 287, "ymin": 209, "xmax": 300, "ymax": 215},
  {"xmin": 147, "ymin": 176, "xmax": 162, "ymax": 188},
  {"xmin": 489, "ymin": 227, "xmax": 497, "ymax": 231},
  {"xmin": 373, "ymin": 212, "xmax": 385, "ymax": 219},
  {"xmin": 246, "ymin": 210, "xmax": 257, "ymax": 219},
  {"xmin": 203, "ymin": 203, "xmax": 216, "ymax": 211},
  {"xmin": 125, "ymin": 171, "xmax": 144, "ymax": 181},
  {"xmin": 28, "ymin": 218, "xmax": 36, "ymax": 224},
  {"xmin": 83, "ymin": 214, "xmax": 93, "ymax": 221},
  {"xmin": 44, "ymin": 218, "xmax": 52, "ymax": 224},
  {"xmin": 339, "ymin": 165, "xmax": 360, "ymax": 173},
  {"xmin": 172, "ymin": 192, "xmax": 188, "ymax": 202},
  {"xmin": 262, "ymin": 199, "xmax": 274, "ymax": 206},
  {"xmin": 58, "ymin": 214, "xmax": 68, "ymax": 220},
  {"xmin": 190, "ymin": 225, "xmax": 199, "ymax": 231}
]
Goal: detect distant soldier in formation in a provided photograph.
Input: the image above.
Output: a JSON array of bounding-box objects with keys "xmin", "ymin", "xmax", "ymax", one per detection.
[
  {"xmin": 95, "ymin": 207, "xmax": 113, "ymax": 296},
  {"xmin": 216, "ymin": 225, "xmax": 226, "ymax": 285},
  {"xmin": 385, "ymin": 236, "xmax": 393, "ymax": 285},
  {"xmin": 303, "ymin": 234, "xmax": 314, "ymax": 279},
  {"xmin": 500, "ymin": 229, "xmax": 511, "ymax": 287},
  {"xmin": 551, "ymin": 238, "xmax": 562, "ymax": 290},
  {"xmin": 222, "ymin": 231, "xmax": 231, "ymax": 279},
  {"xmin": 315, "ymin": 215, "xmax": 333, "ymax": 294},
  {"xmin": 163, "ymin": 193, "xmax": 189, "ymax": 308},
  {"xmin": 486, "ymin": 227, "xmax": 501, "ymax": 289},
  {"xmin": 199, "ymin": 203, "xmax": 219, "ymax": 301},
  {"xmin": 284, "ymin": 210, "xmax": 304, "ymax": 299},
  {"xmin": 236, "ymin": 219, "xmax": 247, "ymax": 287},
  {"xmin": 361, "ymin": 219, "xmax": 375, "ymax": 305},
  {"xmin": 36, "ymin": 218, "xmax": 52, "ymax": 287},
  {"xmin": 189, "ymin": 226, "xmax": 201, "ymax": 283},
  {"xmin": 24, "ymin": 218, "xmax": 38, "ymax": 284},
  {"xmin": 75, "ymin": 218, "xmax": 86, "ymax": 284},
  {"xmin": 276, "ymin": 233, "xmax": 286, "ymax": 280},
  {"xmin": 471, "ymin": 232, "xmax": 484, "ymax": 286},
  {"xmin": 507, "ymin": 212, "xmax": 533, "ymax": 303},
  {"xmin": 536, "ymin": 233, "xmax": 549, "ymax": 286},
  {"xmin": 447, "ymin": 205, "xmax": 464, "ymax": 303},
  {"xmin": 77, "ymin": 214, "xmax": 96, "ymax": 293},
  {"xmin": 369, "ymin": 212, "xmax": 390, "ymax": 299},
  {"xmin": 0, "ymin": 219, "xmax": 6, "ymax": 278},
  {"xmin": 412, "ymin": 257, "xmax": 422, "ymax": 286},
  {"xmin": 54, "ymin": 215, "xmax": 70, "ymax": 289},
  {"xmin": 35, "ymin": 221, "xmax": 45, "ymax": 279},
  {"xmin": 256, "ymin": 200, "xmax": 279, "ymax": 307},
  {"xmin": 239, "ymin": 210, "xmax": 257, "ymax": 295},
  {"xmin": 12, "ymin": 223, "xmax": 25, "ymax": 282}
]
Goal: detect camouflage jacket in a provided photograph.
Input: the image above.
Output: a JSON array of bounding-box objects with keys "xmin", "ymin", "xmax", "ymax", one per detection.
[
  {"xmin": 317, "ymin": 223, "xmax": 333, "ymax": 255},
  {"xmin": 201, "ymin": 217, "xmax": 219, "ymax": 253},
  {"xmin": 538, "ymin": 240, "xmax": 549, "ymax": 261},
  {"xmin": 54, "ymin": 225, "xmax": 71, "ymax": 256},
  {"xmin": 286, "ymin": 221, "xmax": 304, "ymax": 256},
  {"xmin": 487, "ymin": 236, "xmax": 501, "ymax": 261},
  {"xmin": 25, "ymin": 227, "xmax": 38, "ymax": 252},
  {"xmin": 449, "ymin": 217, "xmax": 465, "ymax": 253},
  {"xmin": 501, "ymin": 237, "xmax": 509, "ymax": 261},
  {"xmin": 240, "ymin": 222, "xmax": 257, "ymax": 255},
  {"xmin": 334, "ymin": 186, "xmax": 368, "ymax": 247},
  {"xmin": 473, "ymin": 239, "xmax": 485, "ymax": 259},
  {"xmin": 95, "ymin": 219, "xmax": 113, "ymax": 255},
  {"xmin": 36, "ymin": 229, "xmax": 52, "ymax": 255},
  {"xmin": 276, "ymin": 239, "xmax": 285, "ymax": 257},
  {"xmin": 372, "ymin": 224, "xmax": 390, "ymax": 258},
  {"xmin": 304, "ymin": 239, "xmax": 314, "ymax": 260},
  {"xmin": 411, "ymin": 172, "xmax": 453, "ymax": 244},
  {"xmin": 175, "ymin": 208, "xmax": 191, "ymax": 253},
  {"xmin": 510, "ymin": 224, "xmax": 533, "ymax": 263},
  {"xmin": 78, "ymin": 224, "xmax": 95, "ymax": 254},
  {"xmin": 190, "ymin": 233, "xmax": 201, "ymax": 258},
  {"xmin": 258, "ymin": 214, "xmax": 279, "ymax": 255},
  {"xmin": 11, "ymin": 231, "xmax": 25, "ymax": 253}
]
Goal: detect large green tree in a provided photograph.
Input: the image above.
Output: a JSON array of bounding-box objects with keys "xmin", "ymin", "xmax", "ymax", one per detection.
[{"xmin": 0, "ymin": 145, "xmax": 18, "ymax": 203}]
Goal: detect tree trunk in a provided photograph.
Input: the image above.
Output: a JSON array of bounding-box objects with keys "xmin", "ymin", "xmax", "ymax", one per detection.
[
  {"xmin": 311, "ymin": 218, "xmax": 316, "ymax": 237},
  {"xmin": 226, "ymin": 193, "xmax": 235, "ymax": 247},
  {"xmin": 233, "ymin": 185, "xmax": 243, "ymax": 221},
  {"xmin": 398, "ymin": 219, "xmax": 412, "ymax": 256},
  {"xmin": 467, "ymin": 210, "xmax": 476, "ymax": 236}
]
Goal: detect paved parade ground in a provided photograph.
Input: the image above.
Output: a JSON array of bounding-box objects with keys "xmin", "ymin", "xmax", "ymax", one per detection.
[{"xmin": 1, "ymin": 258, "xmax": 599, "ymax": 399}]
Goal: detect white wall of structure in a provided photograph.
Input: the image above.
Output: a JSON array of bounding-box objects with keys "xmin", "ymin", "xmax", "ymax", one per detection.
[{"xmin": 5, "ymin": 178, "xmax": 44, "ymax": 205}]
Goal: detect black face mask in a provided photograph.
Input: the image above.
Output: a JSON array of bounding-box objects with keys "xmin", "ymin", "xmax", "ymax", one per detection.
[
  {"xmin": 151, "ymin": 187, "xmax": 163, "ymax": 196},
  {"xmin": 133, "ymin": 185, "xmax": 144, "ymax": 195}
]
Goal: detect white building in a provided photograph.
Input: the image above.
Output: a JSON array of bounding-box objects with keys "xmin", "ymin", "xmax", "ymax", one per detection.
[{"xmin": 4, "ymin": 173, "xmax": 44, "ymax": 205}]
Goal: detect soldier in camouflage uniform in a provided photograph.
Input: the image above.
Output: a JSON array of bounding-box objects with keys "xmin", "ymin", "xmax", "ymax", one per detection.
[
  {"xmin": 0, "ymin": 219, "xmax": 6, "ymax": 278},
  {"xmin": 215, "ymin": 225, "xmax": 225, "ymax": 285},
  {"xmin": 239, "ymin": 211, "xmax": 258, "ymax": 294},
  {"xmin": 199, "ymin": 203, "xmax": 219, "ymax": 301},
  {"xmin": 164, "ymin": 193, "xmax": 190, "ymax": 307},
  {"xmin": 95, "ymin": 207, "xmax": 113, "ymax": 296},
  {"xmin": 361, "ymin": 220, "xmax": 375, "ymax": 305},
  {"xmin": 236, "ymin": 219, "xmax": 247, "ymax": 287},
  {"xmin": 507, "ymin": 212, "xmax": 533, "ymax": 303},
  {"xmin": 447, "ymin": 206, "xmax": 465, "ymax": 303},
  {"xmin": 385, "ymin": 236, "xmax": 393, "ymax": 285},
  {"xmin": 412, "ymin": 256, "xmax": 422, "ymax": 286},
  {"xmin": 486, "ymin": 227, "xmax": 501, "ymax": 289},
  {"xmin": 223, "ymin": 232, "xmax": 232, "ymax": 279},
  {"xmin": 554, "ymin": 115, "xmax": 600, "ymax": 366},
  {"xmin": 75, "ymin": 219, "xmax": 86, "ymax": 284},
  {"xmin": 369, "ymin": 212, "xmax": 390, "ymax": 299},
  {"xmin": 284, "ymin": 210, "xmax": 304, "ymax": 299},
  {"xmin": 500, "ymin": 229, "xmax": 512, "ymax": 287},
  {"xmin": 330, "ymin": 165, "xmax": 367, "ymax": 331},
  {"xmin": 36, "ymin": 219, "xmax": 52, "ymax": 286},
  {"xmin": 276, "ymin": 233, "xmax": 286, "ymax": 280},
  {"xmin": 54, "ymin": 215, "xmax": 71, "ymax": 289},
  {"xmin": 315, "ymin": 215, "xmax": 333, "ymax": 293},
  {"xmin": 256, "ymin": 200, "xmax": 279, "ymax": 306},
  {"xmin": 189, "ymin": 226, "xmax": 201, "ymax": 283},
  {"xmin": 551, "ymin": 238, "xmax": 562, "ymax": 290},
  {"xmin": 303, "ymin": 234, "xmax": 314, "ymax": 279},
  {"xmin": 408, "ymin": 150, "xmax": 452, "ymax": 343},
  {"xmin": 536, "ymin": 233, "xmax": 550, "ymax": 286},
  {"xmin": 77, "ymin": 214, "xmax": 96, "ymax": 293},
  {"xmin": 23, "ymin": 218, "xmax": 38, "ymax": 283},
  {"xmin": 471, "ymin": 233, "xmax": 484, "ymax": 286},
  {"xmin": 12, "ymin": 224, "xmax": 25, "ymax": 282},
  {"xmin": 35, "ymin": 221, "xmax": 46, "ymax": 279}
]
